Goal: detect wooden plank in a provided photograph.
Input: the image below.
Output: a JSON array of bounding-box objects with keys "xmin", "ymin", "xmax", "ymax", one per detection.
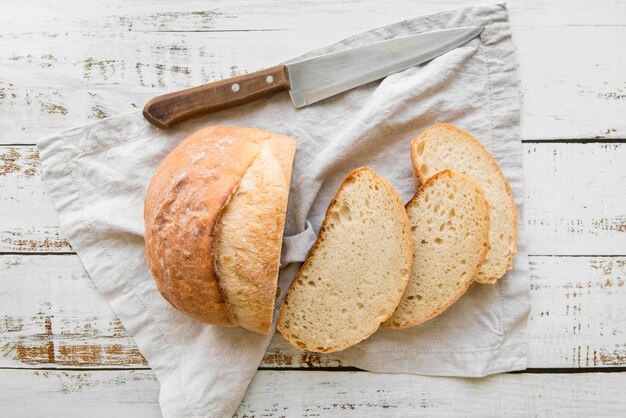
[
  {"xmin": 2, "ymin": 143, "xmax": 625, "ymax": 254},
  {"xmin": 2, "ymin": 253, "xmax": 626, "ymax": 369},
  {"xmin": 0, "ymin": 147, "xmax": 71, "ymax": 252},
  {"xmin": 3, "ymin": 0, "xmax": 625, "ymax": 33},
  {"xmin": 0, "ymin": 369, "xmax": 161, "ymax": 418},
  {"xmin": 523, "ymin": 143, "xmax": 626, "ymax": 255},
  {"xmin": 1, "ymin": 368, "xmax": 626, "ymax": 417},
  {"xmin": 0, "ymin": 23, "xmax": 625, "ymax": 143},
  {"xmin": 0, "ymin": 255, "xmax": 146, "ymax": 368},
  {"xmin": 239, "ymin": 371, "xmax": 626, "ymax": 417},
  {"xmin": 515, "ymin": 26, "xmax": 626, "ymax": 140},
  {"xmin": 527, "ymin": 256, "xmax": 626, "ymax": 367}
]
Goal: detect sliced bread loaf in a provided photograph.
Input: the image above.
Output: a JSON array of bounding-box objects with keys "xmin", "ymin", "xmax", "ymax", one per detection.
[
  {"xmin": 144, "ymin": 126, "xmax": 296, "ymax": 334},
  {"xmin": 411, "ymin": 123, "xmax": 518, "ymax": 283},
  {"xmin": 278, "ymin": 167, "xmax": 413, "ymax": 353},
  {"xmin": 383, "ymin": 169, "xmax": 490, "ymax": 329}
]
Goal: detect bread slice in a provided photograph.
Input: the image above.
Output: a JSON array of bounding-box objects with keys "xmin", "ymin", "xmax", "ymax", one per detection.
[
  {"xmin": 383, "ymin": 169, "xmax": 490, "ymax": 329},
  {"xmin": 411, "ymin": 123, "xmax": 518, "ymax": 283},
  {"xmin": 278, "ymin": 167, "xmax": 413, "ymax": 353}
]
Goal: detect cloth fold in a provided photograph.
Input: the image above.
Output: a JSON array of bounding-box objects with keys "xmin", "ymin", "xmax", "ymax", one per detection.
[{"xmin": 38, "ymin": 3, "xmax": 528, "ymax": 417}]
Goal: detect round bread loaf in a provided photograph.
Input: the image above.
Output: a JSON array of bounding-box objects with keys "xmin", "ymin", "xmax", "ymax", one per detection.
[{"xmin": 144, "ymin": 126, "xmax": 296, "ymax": 334}]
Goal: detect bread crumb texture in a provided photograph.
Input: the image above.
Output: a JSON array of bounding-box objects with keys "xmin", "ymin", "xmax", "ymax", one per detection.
[
  {"xmin": 384, "ymin": 169, "xmax": 490, "ymax": 329},
  {"xmin": 278, "ymin": 167, "xmax": 412, "ymax": 353},
  {"xmin": 411, "ymin": 123, "xmax": 518, "ymax": 283}
]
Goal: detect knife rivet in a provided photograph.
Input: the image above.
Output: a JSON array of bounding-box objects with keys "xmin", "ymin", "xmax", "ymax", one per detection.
[
  {"xmin": 266, "ymin": 75, "xmax": 274, "ymax": 84},
  {"xmin": 231, "ymin": 83, "xmax": 240, "ymax": 92}
]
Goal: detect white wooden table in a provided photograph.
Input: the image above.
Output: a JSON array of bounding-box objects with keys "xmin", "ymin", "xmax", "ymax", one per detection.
[{"xmin": 1, "ymin": 1, "xmax": 625, "ymax": 416}]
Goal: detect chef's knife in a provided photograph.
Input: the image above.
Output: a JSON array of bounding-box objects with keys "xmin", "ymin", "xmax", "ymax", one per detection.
[{"xmin": 143, "ymin": 26, "xmax": 483, "ymax": 129}]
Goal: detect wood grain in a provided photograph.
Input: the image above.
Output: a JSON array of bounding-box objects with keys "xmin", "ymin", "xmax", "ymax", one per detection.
[
  {"xmin": 239, "ymin": 370, "xmax": 626, "ymax": 417},
  {"xmin": 523, "ymin": 143, "xmax": 626, "ymax": 255},
  {"xmin": 3, "ymin": 0, "xmax": 626, "ymax": 32},
  {"xmin": 143, "ymin": 64, "xmax": 290, "ymax": 128},
  {"xmin": 0, "ymin": 147, "xmax": 72, "ymax": 252},
  {"xmin": 0, "ymin": 255, "xmax": 146, "ymax": 368},
  {"xmin": 1, "ymin": 143, "xmax": 625, "ymax": 254},
  {"xmin": 0, "ymin": 369, "xmax": 160, "ymax": 418},
  {"xmin": 1, "ymin": 0, "xmax": 626, "ymax": 414},
  {"xmin": 527, "ymin": 256, "xmax": 626, "ymax": 367},
  {"xmin": 2, "ymin": 368, "xmax": 626, "ymax": 417},
  {"xmin": 2, "ymin": 254, "xmax": 625, "ymax": 369},
  {"xmin": 1, "ymin": 6, "xmax": 625, "ymax": 142}
]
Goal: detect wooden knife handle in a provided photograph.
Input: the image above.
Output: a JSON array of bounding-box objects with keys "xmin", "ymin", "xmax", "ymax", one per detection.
[{"xmin": 143, "ymin": 65, "xmax": 290, "ymax": 129}]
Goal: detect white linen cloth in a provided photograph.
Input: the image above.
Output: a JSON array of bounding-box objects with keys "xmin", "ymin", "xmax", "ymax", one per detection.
[{"xmin": 38, "ymin": 4, "xmax": 529, "ymax": 417}]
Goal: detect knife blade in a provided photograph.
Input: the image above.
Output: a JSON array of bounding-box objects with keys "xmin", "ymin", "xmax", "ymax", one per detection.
[{"xmin": 143, "ymin": 26, "xmax": 483, "ymax": 129}]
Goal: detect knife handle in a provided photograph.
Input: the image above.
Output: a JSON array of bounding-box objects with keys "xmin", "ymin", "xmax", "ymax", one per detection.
[{"xmin": 143, "ymin": 65, "xmax": 290, "ymax": 129}]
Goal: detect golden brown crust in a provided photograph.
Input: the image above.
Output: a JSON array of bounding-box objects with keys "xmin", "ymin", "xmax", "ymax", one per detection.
[
  {"xmin": 383, "ymin": 169, "xmax": 490, "ymax": 329},
  {"xmin": 278, "ymin": 167, "xmax": 413, "ymax": 352},
  {"xmin": 411, "ymin": 123, "xmax": 518, "ymax": 284},
  {"xmin": 144, "ymin": 126, "xmax": 295, "ymax": 328}
]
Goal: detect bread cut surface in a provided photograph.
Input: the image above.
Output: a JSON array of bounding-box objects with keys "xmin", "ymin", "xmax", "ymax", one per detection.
[
  {"xmin": 383, "ymin": 169, "xmax": 490, "ymax": 329},
  {"xmin": 216, "ymin": 138, "xmax": 293, "ymax": 334},
  {"xmin": 411, "ymin": 123, "xmax": 517, "ymax": 283},
  {"xmin": 278, "ymin": 167, "xmax": 413, "ymax": 353},
  {"xmin": 144, "ymin": 126, "xmax": 295, "ymax": 333}
]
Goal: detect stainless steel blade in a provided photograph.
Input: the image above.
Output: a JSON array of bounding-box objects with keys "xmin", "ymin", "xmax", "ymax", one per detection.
[{"xmin": 286, "ymin": 26, "xmax": 483, "ymax": 108}]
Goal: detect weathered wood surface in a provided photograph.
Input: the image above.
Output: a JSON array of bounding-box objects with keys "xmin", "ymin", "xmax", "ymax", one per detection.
[
  {"xmin": 2, "ymin": 143, "xmax": 625, "ymax": 254},
  {"xmin": 0, "ymin": 369, "xmax": 161, "ymax": 418},
  {"xmin": 1, "ymin": 368, "xmax": 626, "ymax": 417},
  {"xmin": 1, "ymin": 0, "xmax": 626, "ymax": 415},
  {"xmin": 5, "ymin": 0, "xmax": 626, "ymax": 32},
  {"xmin": 2, "ymin": 253, "xmax": 625, "ymax": 369},
  {"xmin": 1, "ymin": 1, "xmax": 625, "ymax": 143}
]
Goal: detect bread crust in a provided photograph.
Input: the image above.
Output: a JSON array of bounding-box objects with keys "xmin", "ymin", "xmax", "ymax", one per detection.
[
  {"xmin": 278, "ymin": 167, "xmax": 413, "ymax": 352},
  {"xmin": 410, "ymin": 123, "xmax": 518, "ymax": 283},
  {"xmin": 144, "ymin": 126, "xmax": 295, "ymax": 329},
  {"xmin": 383, "ymin": 169, "xmax": 490, "ymax": 329}
]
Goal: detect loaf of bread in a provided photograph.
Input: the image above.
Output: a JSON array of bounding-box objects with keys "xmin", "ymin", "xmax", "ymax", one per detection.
[
  {"xmin": 383, "ymin": 169, "xmax": 490, "ymax": 329},
  {"xmin": 144, "ymin": 126, "xmax": 296, "ymax": 335},
  {"xmin": 411, "ymin": 123, "xmax": 517, "ymax": 283},
  {"xmin": 278, "ymin": 167, "xmax": 413, "ymax": 352}
]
